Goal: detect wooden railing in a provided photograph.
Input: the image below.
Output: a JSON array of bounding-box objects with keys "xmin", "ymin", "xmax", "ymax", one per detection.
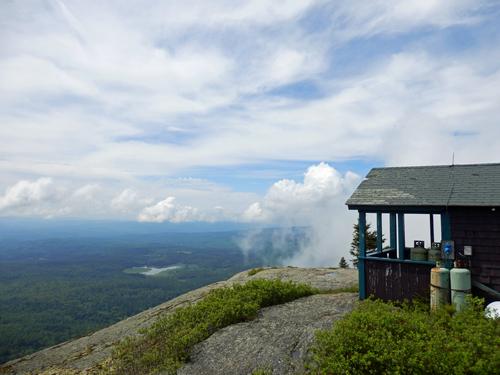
[
  {"xmin": 366, "ymin": 247, "xmax": 397, "ymax": 259},
  {"xmin": 360, "ymin": 255, "xmax": 434, "ymax": 301}
]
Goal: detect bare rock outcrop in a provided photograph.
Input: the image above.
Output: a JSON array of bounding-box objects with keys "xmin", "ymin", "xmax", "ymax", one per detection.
[
  {"xmin": 0, "ymin": 267, "xmax": 357, "ymax": 375},
  {"xmin": 178, "ymin": 293, "xmax": 357, "ymax": 375}
]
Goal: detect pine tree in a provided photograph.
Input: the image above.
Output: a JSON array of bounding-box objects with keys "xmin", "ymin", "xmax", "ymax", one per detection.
[
  {"xmin": 350, "ymin": 223, "xmax": 384, "ymax": 267},
  {"xmin": 338, "ymin": 256, "xmax": 349, "ymax": 268}
]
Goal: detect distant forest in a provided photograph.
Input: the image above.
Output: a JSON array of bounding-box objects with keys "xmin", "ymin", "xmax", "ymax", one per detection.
[{"xmin": 0, "ymin": 228, "xmax": 303, "ymax": 364}]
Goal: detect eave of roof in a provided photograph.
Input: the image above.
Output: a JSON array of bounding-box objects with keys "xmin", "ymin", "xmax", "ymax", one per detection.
[{"xmin": 346, "ymin": 162, "xmax": 500, "ymax": 209}]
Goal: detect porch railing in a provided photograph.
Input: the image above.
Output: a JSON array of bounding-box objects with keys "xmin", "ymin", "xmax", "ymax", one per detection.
[{"xmin": 360, "ymin": 254, "xmax": 434, "ymax": 301}]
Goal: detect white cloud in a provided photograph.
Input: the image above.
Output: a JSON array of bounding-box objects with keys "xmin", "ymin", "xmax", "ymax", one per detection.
[
  {"xmin": 72, "ymin": 184, "xmax": 101, "ymax": 200},
  {"xmin": 0, "ymin": 178, "xmax": 109, "ymax": 217},
  {"xmin": 137, "ymin": 196, "xmax": 202, "ymax": 223},
  {"xmin": 2, "ymin": 0, "xmax": 497, "ymax": 183},
  {"xmin": 111, "ymin": 189, "xmax": 138, "ymax": 211},
  {"xmin": 111, "ymin": 188, "xmax": 153, "ymax": 213},
  {"xmin": 242, "ymin": 163, "xmax": 360, "ymax": 266},
  {"xmin": 0, "ymin": 0, "xmax": 499, "ymax": 224},
  {"xmin": 0, "ymin": 174, "xmax": 259, "ymax": 220},
  {"xmin": 329, "ymin": 0, "xmax": 491, "ymax": 40},
  {"xmin": 0, "ymin": 178, "xmax": 57, "ymax": 212},
  {"xmin": 243, "ymin": 163, "xmax": 359, "ymax": 222},
  {"xmin": 242, "ymin": 202, "xmax": 265, "ymax": 222}
]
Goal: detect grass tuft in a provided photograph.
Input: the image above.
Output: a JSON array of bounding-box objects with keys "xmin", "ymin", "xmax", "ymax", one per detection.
[
  {"xmin": 319, "ymin": 285, "xmax": 359, "ymax": 295},
  {"xmin": 107, "ymin": 279, "xmax": 318, "ymax": 374},
  {"xmin": 251, "ymin": 368, "xmax": 272, "ymax": 375},
  {"xmin": 247, "ymin": 267, "xmax": 266, "ymax": 276}
]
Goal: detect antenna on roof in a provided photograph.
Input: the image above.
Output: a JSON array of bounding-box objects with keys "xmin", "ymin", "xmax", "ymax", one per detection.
[{"xmin": 451, "ymin": 152, "xmax": 455, "ymax": 166}]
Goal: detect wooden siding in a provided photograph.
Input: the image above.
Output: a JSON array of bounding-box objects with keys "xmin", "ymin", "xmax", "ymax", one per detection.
[
  {"xmin": 449, "ymin": 207, "xmax": 500, "ymax": 291},
  {"xmin": 365, "ymin": 259, "xmax": 433, "ymax": 301}
]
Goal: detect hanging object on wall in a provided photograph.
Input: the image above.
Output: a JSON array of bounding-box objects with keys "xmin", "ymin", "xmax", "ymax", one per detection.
[{"xmin": 441, "ymin": 240, "xmax": 455, "ymax": 269}]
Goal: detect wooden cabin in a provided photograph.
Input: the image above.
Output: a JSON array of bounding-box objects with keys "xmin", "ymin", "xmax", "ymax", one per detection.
[{"xmin": 346, "ymin": 163, "xmax": 500, "ymax": 302}]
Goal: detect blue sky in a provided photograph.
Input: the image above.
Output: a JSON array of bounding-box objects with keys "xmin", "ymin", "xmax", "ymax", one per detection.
[{"xmin": 1, "ymin": 1, "xmax": 500, "ymax": 228}]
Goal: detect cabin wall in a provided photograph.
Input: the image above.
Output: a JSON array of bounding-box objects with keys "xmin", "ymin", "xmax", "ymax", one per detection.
[{"xmin": 449, "ymin": 207, "xmax": 500, "ymax": 291}]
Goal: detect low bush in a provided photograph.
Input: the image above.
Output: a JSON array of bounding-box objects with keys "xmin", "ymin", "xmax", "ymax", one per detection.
[
  {"xmin": 107, "ymin": 279, "xmax": 317, "ymax": 374},
  {"xmin": 319, "ymin": 285, "xmax": 359, "ymax": 295},
  {"xmin": 307, "ymin": 297, "xmax": 500, "ymax": 374},
  {"xmin": 247, "ymin": 267, "xmax": 266, "ymax": 276}
]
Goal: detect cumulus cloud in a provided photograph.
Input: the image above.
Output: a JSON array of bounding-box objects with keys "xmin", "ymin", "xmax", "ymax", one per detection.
[
  {"xmin": 0, "ymin": 174, "xmax": 258, "ymax": 220},
  {"xmin": 0, "ymin": 178, "xmax": 109, "ymax": 217},
  {"xmin": 111, "ymin": 189, "xmax": 138, "ymax": 210},
  {"xmin": 244, "ymin": 163, "xmax": 359, "ymax": 222},
  {"xmin": 137, "ymin": 197, "xmax": 202, "ymax": 223},
  {"xmin": 110, "ymin": 188, "xmax": 153, "ymax": 213},
  {"xmin": 72, "ymin": 184, "xmax": 101, "ymax": 200},
  {"xmin": 0, "ymin": 178, "xmax": 57, "ymax": 212},
  {"xmin": 241, "ymin": 163, "xmax": 360, "ymax": 266}
]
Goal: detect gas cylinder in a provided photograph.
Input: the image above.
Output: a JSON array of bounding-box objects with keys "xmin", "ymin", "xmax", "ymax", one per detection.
[
  {"xmin": 428, "ymin": 242, "xmax": 441, "ymax": 263},
  {"xmin": 430, "ymin": 262, "xmax": 450, "ymax": 311},
  {"xmin": 410, "ymin": 240, "xmax": 427, "ymax": 261},
  {"xmin": 450, "ymin": 264, "xmax": 471, "ymax": 312}
]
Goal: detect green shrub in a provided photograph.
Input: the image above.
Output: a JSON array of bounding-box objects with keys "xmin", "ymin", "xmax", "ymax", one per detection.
[
  {"xmin": 319, "ymin": 285, "xmax": 359, "ymax": 295},
  {"xmin": 108, "ymin": 279, "xmax": 317, "ymax": 374},
  {"xmin": 248, "ymin": 267, "xmax": 266, "ymax": 276},
  {"xmin": 307, "ymin": 297, "xmax": 500, "ymax": 374}
]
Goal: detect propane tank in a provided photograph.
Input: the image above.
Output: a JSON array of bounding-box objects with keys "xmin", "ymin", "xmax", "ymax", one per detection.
[
  {"xmin": 410, "ymin": 240, "xmax": 427, "ymax": 261},
  {"xmin": 430, "ymin": 261, "xmax": 450, "ymax": 311},
  {"xmin": 428, "ymin": 242, "xmax": 441, "ymax": 263},
  {"xmin": 450, "ymin": 261, "xmax": 471, "ymax": 312}
]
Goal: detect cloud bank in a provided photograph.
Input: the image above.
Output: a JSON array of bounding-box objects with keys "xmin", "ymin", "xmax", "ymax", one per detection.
[
  {"xmin": 138, "ymin": 197, "xmax": 201, "ymax": 223},
  {"xmin": 1, "ymin": 1, "xmax": 499, "ymax": 265},
  {"xmin": 242, "ymin": 163, "xmax": 360, "ymax": 266},
  {"xmin": 0, "ymin": 178, "xmax": 57, "ymax": 212},
  {"xmin": 1, "ymin": 0, "xmax": 499, "ymax": 185}
]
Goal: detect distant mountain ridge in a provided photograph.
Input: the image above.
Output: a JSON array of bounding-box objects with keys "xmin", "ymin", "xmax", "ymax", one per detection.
[{"xmin": 0, "ymin": 218, "xmax": 256, "ymax": 241}]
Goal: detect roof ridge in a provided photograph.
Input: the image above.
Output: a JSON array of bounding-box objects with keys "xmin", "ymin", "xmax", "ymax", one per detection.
[
  {"xmin": 347, "ymin": 162, "xmax": 500, "ymax": 208},
  {"xmin": 372, "ymin": 162, "xmax": 500, "ymax": 170}
]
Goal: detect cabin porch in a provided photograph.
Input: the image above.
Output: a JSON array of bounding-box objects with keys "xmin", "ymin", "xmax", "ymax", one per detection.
[{"xmin": 357, "ymin": 209, "xmax": 450, "ymax": 301}]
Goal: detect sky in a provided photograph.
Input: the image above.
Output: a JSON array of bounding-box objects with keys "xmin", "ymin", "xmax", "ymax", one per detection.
[{"xmin": 1, "ymin": 1, "xmax": 500, "ymax": 263}]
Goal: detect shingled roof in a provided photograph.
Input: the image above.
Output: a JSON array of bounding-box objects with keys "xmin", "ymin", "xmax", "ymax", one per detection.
[{"xmin": 346, "ymin": 163, "xmax": 500, "ymax": 208}]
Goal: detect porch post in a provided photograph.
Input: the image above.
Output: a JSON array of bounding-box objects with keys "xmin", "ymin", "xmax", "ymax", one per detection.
[
  {"xmin": 390, "ymin": 213, "xmax": 397, "ymax": 251},
  {"xmin": 430, "ymin": 214, "xmax": 435, "ymax": 243},
  {"xmin": 376, "ymin": 212, "xmax": 383, "ymax": 253},
  {"xmin": 358, "ymin": 211, "xmax": 367, "ymax": 300},
  {"xmin": 441, "ymin": 211, "xmax": 451, "ymax": 241},
  {"xmin": 398, "ymin": 213, "xmax": 405, "ymax": 260}
]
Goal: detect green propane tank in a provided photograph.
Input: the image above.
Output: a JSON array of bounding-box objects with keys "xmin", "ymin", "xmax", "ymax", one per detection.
[
  {"xmin": 450, "ymin": 263, "xmax": 471, "ymax": 312},
  {"xmin": 430, "ymin": 261, "xmax": 450, "ymax": 311},
  {"xmin": 428, "ymin": 242, "xmax": 441, "ymax": 263},
  {"xmin": 410, "ymin": 240, "xmax": 427, "ymax": 261}
]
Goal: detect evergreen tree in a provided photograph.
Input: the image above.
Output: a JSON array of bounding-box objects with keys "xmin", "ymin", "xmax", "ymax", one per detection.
[
  {"xmin": 338, "ymin": 256, "xmax": 349, "ymax": 268},
  {"xmin": 350, "ymin": 223, "xmax": 384, "ymax": 267}
]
